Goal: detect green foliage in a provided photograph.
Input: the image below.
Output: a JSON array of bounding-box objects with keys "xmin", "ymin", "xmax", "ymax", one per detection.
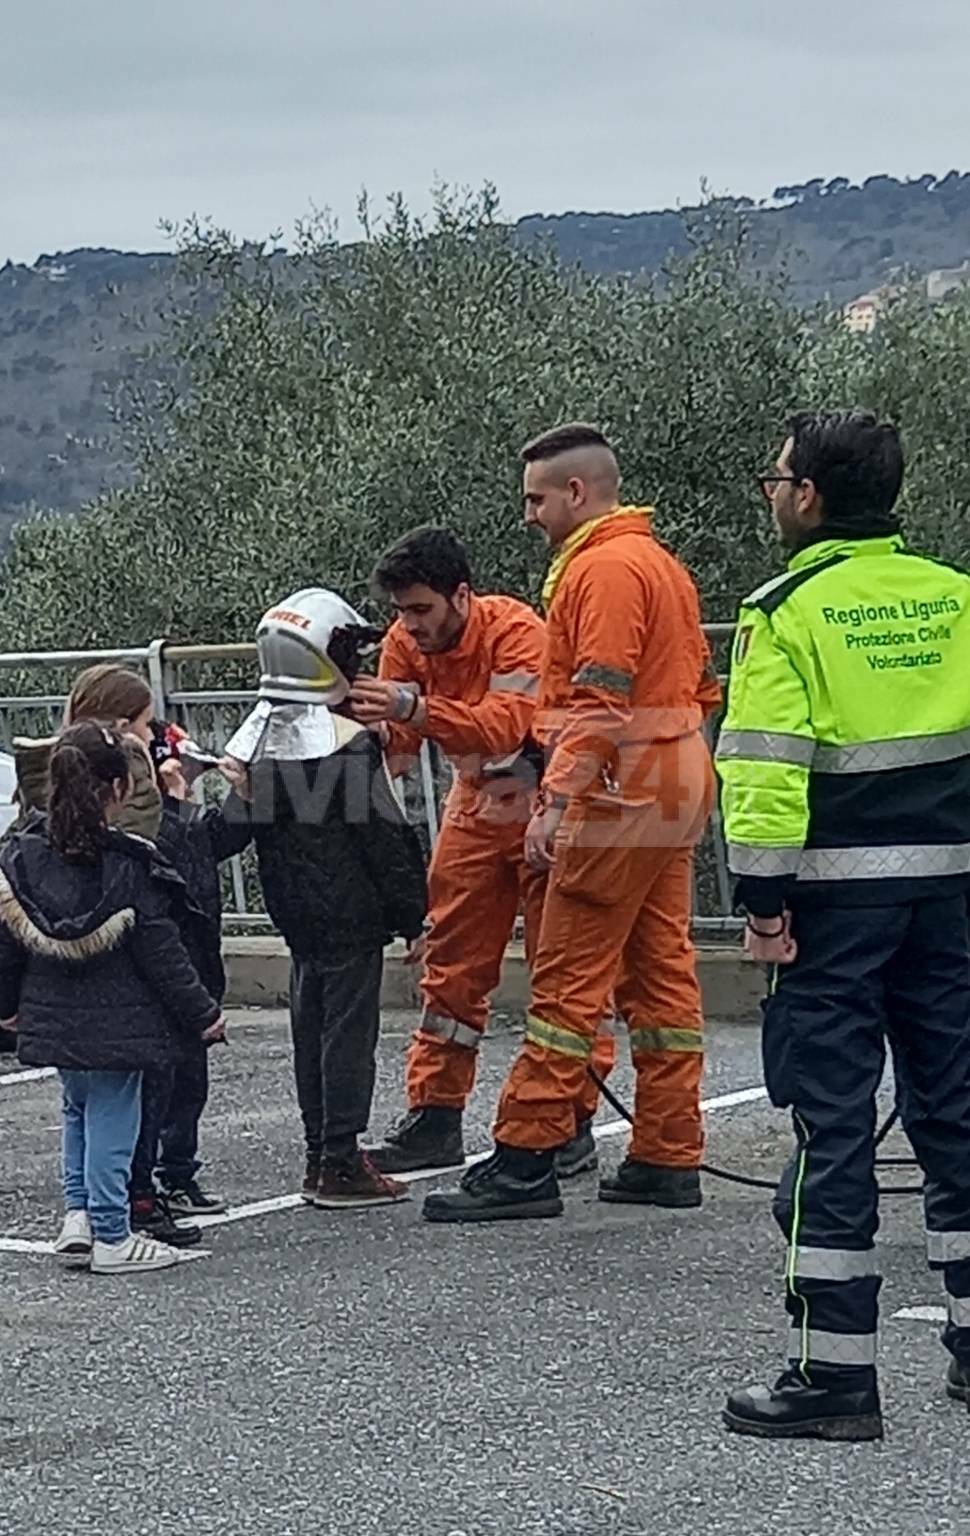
[
  {"xmin": 1, "ymin": 185, "xmax": 969, "ymax": 656},
  {"xmin": 6, "ymin": 172, "xmax": 970, "ymax": 523}
]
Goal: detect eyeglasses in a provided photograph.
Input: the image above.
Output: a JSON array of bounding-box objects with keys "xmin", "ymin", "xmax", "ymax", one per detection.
[{"xmin": 757, "ymin": 474, "xmax": 802, "ymax": 503}]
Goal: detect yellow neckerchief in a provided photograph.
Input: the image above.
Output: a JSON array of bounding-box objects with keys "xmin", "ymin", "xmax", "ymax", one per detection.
[{"xmin": 541, "ymin": 505, "xmax": 654, "ymax": 613}]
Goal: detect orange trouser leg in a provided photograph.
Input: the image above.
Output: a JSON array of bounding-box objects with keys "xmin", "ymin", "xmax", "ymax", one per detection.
[
  {"xmin": 494, "ymin": 807, "xmax": 659, "ymax": 1150},
  {"xmin": 579, "ymin": 1015, "xmax": 618, "ymax": 1122},
  {"xmin": 615, "ymin": 846, "xmax": 705, "ymax": 1167},
  {"xmin": 406, "ymin": 799, "xmax": 524, "ymax": 1111}
]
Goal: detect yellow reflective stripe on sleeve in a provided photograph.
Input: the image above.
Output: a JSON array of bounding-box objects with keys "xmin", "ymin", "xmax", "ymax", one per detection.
[
  {"xmin": 571, "ymin": 663, "xmax": 634, "ymax": 695},
  {"xmin": 628, "ymin": 1026, "xmax": 703, "ymax": 1054},
  {"xmin": 525, "ymin": 1014, "xmax": 593, "ymax": 1060}
]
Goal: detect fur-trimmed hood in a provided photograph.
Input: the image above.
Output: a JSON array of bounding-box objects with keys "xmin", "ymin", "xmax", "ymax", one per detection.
[
  {"xmin": 0, "ymin": 871, "xmax": 133, "ymax": 961},
  {"xmin": 0, "ymin": 814, "xmax": 170, "ymax": 963}
]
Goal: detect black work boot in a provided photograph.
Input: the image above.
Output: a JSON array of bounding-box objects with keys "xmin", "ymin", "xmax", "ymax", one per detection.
[
  {"xmin": 598, "ymin": 1158, "xmax": 702, "ymax": 1208},
  {"xmin": 367, "ymin": 1106, "xmax": 465, "ymax": 1174},
  {"xmin": 555, "ymin": 1118, "xmax": 598, "ymax": 1179},
  {"xmin": 422, "ymin": 1144, "xmax": 563, "ymax": 1224},
  {"xmin": 723, "ymin": 1370, "xmax": 883, "ymax": 1442},
  {"xmin": 945, "ymin": 1358, "xmax": 970, "ymax": 1408}
]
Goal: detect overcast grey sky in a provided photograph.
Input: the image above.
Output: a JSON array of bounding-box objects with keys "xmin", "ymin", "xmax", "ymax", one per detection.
[{"xmin": 5, "ymin": 0, "xmax": 969, "ymax": 264}]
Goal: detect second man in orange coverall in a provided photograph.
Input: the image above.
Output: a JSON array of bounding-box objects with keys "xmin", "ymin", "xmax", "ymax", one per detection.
[
  {"xmin": 349, "ymin": 526, "xmax": 613, "ymax": 1175},
  {"xmin": 423, "ymin": 424, "xmax": 720, "ymax": 1224}
]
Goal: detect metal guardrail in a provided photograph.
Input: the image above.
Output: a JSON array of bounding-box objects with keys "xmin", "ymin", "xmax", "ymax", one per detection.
[{"xmin": 0, "ymin": 628, "xmax": 740, "ymax": 936}]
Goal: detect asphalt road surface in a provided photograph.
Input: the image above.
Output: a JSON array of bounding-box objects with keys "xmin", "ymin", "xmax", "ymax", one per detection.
[{"xmin": 0, "ymin": 1009, "xmax": 965, "ymax": 1536}]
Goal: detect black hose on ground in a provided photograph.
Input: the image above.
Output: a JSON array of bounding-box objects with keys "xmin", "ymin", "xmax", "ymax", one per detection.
[{"xmin": 586, "ymin": 1069, "xmax": 925, "ymax": 1197}]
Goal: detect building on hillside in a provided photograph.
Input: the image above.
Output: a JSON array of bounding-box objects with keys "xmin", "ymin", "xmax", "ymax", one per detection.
[
  {"xmin": 844, "ymin": 293, "xmax": 881, "ymax": 333},
  {"xmin": 843, "ymin": 283, "xmax": 906, "ymax": 334},
  {"xmin": 927, "ymin": 262, "xmax": 970, "ymax": 302}
]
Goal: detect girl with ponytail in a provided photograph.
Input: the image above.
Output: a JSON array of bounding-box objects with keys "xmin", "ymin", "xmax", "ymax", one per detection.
[{"xmin": 0, "ymin": 723, "xmax": 225, "ymax": 1277}]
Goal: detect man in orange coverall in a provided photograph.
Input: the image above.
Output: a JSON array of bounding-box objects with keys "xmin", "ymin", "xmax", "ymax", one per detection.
[
  {"xmin": 423, "ymin": 424, "xmax": 721, "ymax": 1224},
  {"xmin": 349, "ymin": 525, "xmax": 614, "ymax": 1175}
]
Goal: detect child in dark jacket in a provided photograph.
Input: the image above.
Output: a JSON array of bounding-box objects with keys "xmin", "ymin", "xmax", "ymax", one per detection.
[
  {"xmin": 223, "ymin": 586, "xmax": 428, "ymax": 1209},
  {"xmin": 0, "ymin": 723, "xmax": 225, "ymax": 1275},
  {"xmin": 148, "ymin": 727, "xmax": 252, "ymax": 1216}
]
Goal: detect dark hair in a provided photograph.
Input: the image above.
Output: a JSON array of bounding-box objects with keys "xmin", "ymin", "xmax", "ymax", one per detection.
[
  {"xmin": 48, "ymin": 722, "xmax": 131, "ymax": 863},
  {"xmin": 328, "ymin": 623, "xmax": 386, "ymax": 686},
  {"xmin": 66, "ymin": 665, "xmax": 152, "ymax": 728},
  {"xmin": 520, "ymin": 422, "xmax": 613, "ymax": 464},
  {"xmin": 787, "ymin": 410, "xmax": 903, "ymax": 532},
  {"xmin": 371, "ymin": 526, "xmax": 473, "ymax": 600}
]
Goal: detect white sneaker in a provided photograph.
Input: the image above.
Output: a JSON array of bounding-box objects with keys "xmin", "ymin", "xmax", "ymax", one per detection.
[
  {"xmin": 53, "ymin": 1209, "xmax": 93, "ymax": 1268},
  {"xmin": 90, "ymin": 1233, "xmax": 182, "ymax": 1275}
]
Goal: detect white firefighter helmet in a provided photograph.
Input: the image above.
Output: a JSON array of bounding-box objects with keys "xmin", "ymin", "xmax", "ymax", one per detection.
[
  {"xmin": 255, "ymin": 588, "xmax": 378, "ymax": 707},
  {"xmin": 223, "ymin": 587, "xmax": 382, "ymax": 765}
]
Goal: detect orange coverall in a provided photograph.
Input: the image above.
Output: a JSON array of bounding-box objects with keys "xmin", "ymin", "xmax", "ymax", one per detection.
[
  {"xmin": 381, "ymin": 594, "xmax": 614, "ymax": 1115},
  {"xmin": 493, "ymin": 509, "xmax": 721, "ymax": 1165}
]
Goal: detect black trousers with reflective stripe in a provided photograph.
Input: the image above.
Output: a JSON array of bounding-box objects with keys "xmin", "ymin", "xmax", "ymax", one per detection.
[{"xmin": 765, "ymin": 896, "xmax": 970, "ymax": 1385}]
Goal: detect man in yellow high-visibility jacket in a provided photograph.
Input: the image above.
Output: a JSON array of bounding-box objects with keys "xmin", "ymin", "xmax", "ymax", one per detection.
[{"xmin": 715, "ymin": 408, "xmax": 970, "ymax": 1443}]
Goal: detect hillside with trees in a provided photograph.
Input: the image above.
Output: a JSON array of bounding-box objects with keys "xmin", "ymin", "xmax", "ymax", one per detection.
[
  {"xmin": 2, "ymin": 172, "xmax": 970, "ymax": 530},
  {"xmin": 1, "ymin": 182, "xmax": 969, "ymax": 670}
]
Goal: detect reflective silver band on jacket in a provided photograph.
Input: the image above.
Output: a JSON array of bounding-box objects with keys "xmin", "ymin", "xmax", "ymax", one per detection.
[
  {"xmin": 489, "ymin": 671, "xmax": 539, "ymax": 698},
  {"xmin": 728, "ymin": 841, "xmax": 970, "ymax": 882},
  {"xmin": 716, "ymin": 725, "xmax": 970, "ymax": 774},
  {"xmin": 727, "ymin": 843, "xmax": 803, "ymax": 877},
  {"xmin": 715, "ymin": 730, "xmax": 816, "ymax": 767}
]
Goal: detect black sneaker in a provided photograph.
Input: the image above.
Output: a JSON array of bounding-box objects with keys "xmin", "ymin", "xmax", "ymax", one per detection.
[
  {"xmin": 163, "ymin": 1180, "xmax": 228, "ymax": 1217},
  {"xmin": 555, "ymin": 1119, "xmax": 598, "ymax": 1179},
  {"xmin": 945, "ymin": 1358, "xmax": 970, "ymax": 1406},
  {"xmin": 422, "ymin": 1144, "xmax": 563, "ymax": 1224},
  {"xmin": 723, "ymin": 1370, "xmax": 884, "ymax": 1442},
  {"xmin": 131, "ymin": 1194, "xmax": 202, "ymax": 1249},
  {"xmin": 367, "ymin": 1106, "xmax": 465, "ymax": 1174},
  {"xmin": 599, "ymin": 1159, "xmax": 702, "ymax": 1208}
]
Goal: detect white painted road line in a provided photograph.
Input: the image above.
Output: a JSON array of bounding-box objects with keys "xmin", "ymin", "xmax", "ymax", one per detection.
[
  {"xmin": 0, "ymin": 1067, "xmax": 56, "ymax": 1088},
  {"xmin": 893, "ymin": 1305, "xmax": 947, "ymax": 1323},
  {"xmin": 1, "ymin": 1082, "xmax": 772, "ymax": 1249}
]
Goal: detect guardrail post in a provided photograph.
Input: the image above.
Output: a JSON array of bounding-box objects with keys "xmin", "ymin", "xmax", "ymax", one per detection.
[{"xmin": 146, "ymin": 639, "xmax": 171, "ymax": 719}]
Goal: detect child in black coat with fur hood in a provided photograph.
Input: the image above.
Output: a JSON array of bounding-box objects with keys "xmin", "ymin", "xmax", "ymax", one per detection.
[{"xmin": 0, "ymin": 723, "xmax": 225, "ymax": 1276}]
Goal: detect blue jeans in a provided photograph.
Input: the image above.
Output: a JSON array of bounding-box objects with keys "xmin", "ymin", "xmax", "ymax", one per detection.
[{"xmin": 59, "ymin": 1070, "xmax": 143, "ymax": 1244}]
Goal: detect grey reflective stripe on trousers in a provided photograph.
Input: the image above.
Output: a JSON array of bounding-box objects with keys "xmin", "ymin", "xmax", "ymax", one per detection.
[
  {"xmin": 790, "ymin": 1246, "xmax": 878, "ymax": 1281},
  {"xmin": 489, "ymin": 671, "xmax": 539, "ymax": 698},
  {"xmin": 419, "ymin": 1010, "xmax": 481, "ymax": 1050},
  {"xmin": 927, "ymin": 1230, "xmax": 970, "ymax": 1264},
  {"xmin": 788, "ymin": 1327, "xmax": 876, "ymax": 1367},
  {"xmin": 947, "ymin": 1293, "xmax": 970, "ymax": 1329},
  {"xmin": 727, "ymin": 843, "xmax": 803, "ymax": 877},
  {"xmin": 715, "ymin": 729, "xmax": 816, "ymax": 767},
  {"xmin": 813, "ymin": 725, "xmax": 970, "ymax": 774}
]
